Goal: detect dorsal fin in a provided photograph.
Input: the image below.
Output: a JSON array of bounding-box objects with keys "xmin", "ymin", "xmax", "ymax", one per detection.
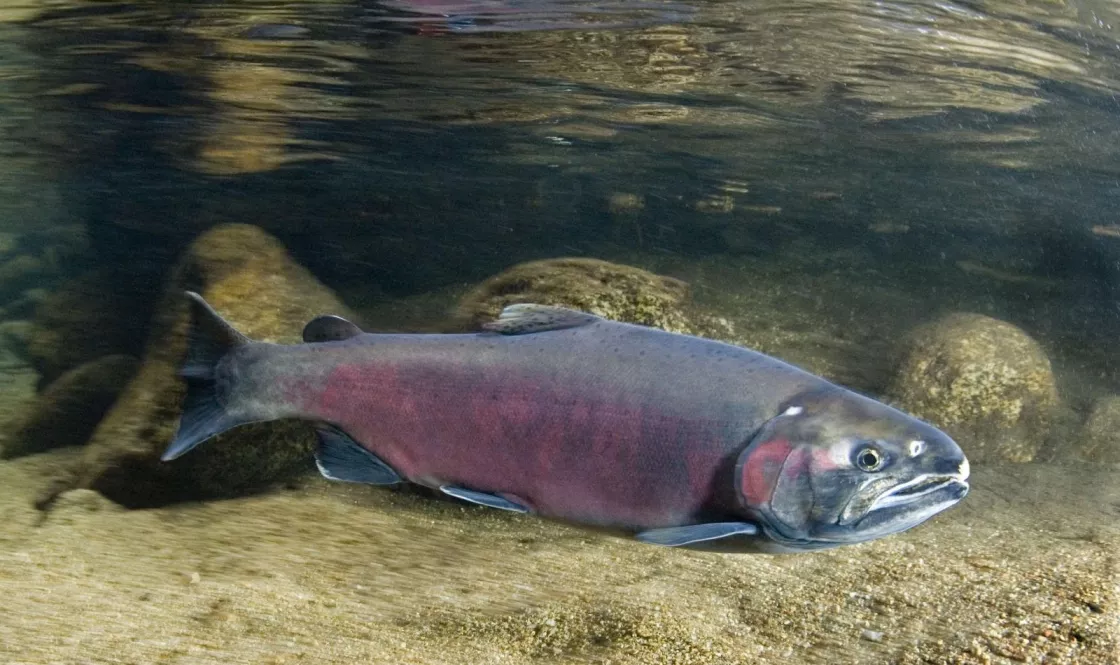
[
  {"xmin": 302, "ymin": 315, "xmax": 363, "ymax": 343},
  {"xmin": 481, "ymin": 303, "xmax": 601, "ymax": 335}
]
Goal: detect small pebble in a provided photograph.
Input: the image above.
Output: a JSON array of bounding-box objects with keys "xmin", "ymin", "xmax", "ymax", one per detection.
[{"xmin": 861, "ymin": 629, "xmax": 884, "ymax": 642}]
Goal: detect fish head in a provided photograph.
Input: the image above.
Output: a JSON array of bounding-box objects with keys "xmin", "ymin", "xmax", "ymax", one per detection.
[{"xmin": 735, "ymin": 388, "xmax": 969, "ymax": 552}]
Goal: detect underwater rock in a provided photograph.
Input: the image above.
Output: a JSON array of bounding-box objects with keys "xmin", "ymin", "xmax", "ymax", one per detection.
[
  {"xmin": 453, "ymin": 257, "xmax": 735, "ymax": 340},
  {"xmin": 50, "ymin": 488, "xmax": 124, "ymax": 514},
  {"xmin": 0, "ymin": 355, "xmax": 139, "ymax": 460},
  {"xmin": 886, "ymin": 313, "xmax": 1059, "ymax": 464},
  {"xmin": 26, "ymin": 270, "xmax": 155, "ymax": 390},
  {"xmin": 70, "ymin": 223, "xmax": 355, "ymax": 507},
  {"xmin": 1077, "ymin": 395, "xmax": 1120, "ymax": 464},
  {"xmin": 42, "ymin": 488, "xmax": 126, "ymax": 527}
]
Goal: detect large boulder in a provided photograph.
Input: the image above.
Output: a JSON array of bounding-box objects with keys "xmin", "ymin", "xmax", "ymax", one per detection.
[
  {"xmin": 886, "ymin": 313, "xmax": 1059, "ymax": 464},
  {"xmin": 0, "ymin": 354, "xmax": 139, "ymax": 459},
  {"xmin": 452, "ymin": 257, "xmax": 735, "ymax": 340},
  {"xmin": 56, "ymin": 224, "xmax": 356, "ymax": 507}
]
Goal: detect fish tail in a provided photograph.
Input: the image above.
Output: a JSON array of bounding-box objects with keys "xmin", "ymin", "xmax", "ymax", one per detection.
[{"xmin": 161, "ymin": 291, "xmax": 254, "ymax": 462}]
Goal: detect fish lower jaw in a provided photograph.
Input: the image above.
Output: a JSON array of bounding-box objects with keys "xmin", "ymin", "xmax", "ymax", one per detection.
[{"xmin": 868, "ymin": 475, "xmax": 969, "ymax": 513}]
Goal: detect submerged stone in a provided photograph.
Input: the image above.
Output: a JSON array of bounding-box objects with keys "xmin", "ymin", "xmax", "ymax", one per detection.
[
  {"xmin": 61, "ymin": 224, "xmax": 356, "ymax": 507},
  {"xmin": 886, "ymin": 312, "xmax": 1059, "ymax": 464},
  {"xmin": 453, "ymin": 257, "xmax": 735, "ymax": 341},
  {"xmin": 50, "ymin": 488, "xmax": 124, "ymax": 515},
  {"xmin": 0, "ymin": 354, "xmax": 139, "ymax": 459},
  {"xmin": 1078, "ymin": 395, "xmax": 1120, "ymax": 464}
]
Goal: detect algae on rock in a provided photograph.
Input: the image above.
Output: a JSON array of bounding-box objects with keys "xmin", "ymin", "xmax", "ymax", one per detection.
[
  {"xmin": 886, "ymin": 312, "xmax": 1059, "ymax": 464},
  {"xmin": 1078, "ymin": 395, "xmax": 1120, "ymax": 464},
  {"xmin": 453, "ymin": 257, "xmax": 737, "ymax": 341},
  {"xmin": 62, "ymin": 224, "xmax": 357, "ymax": 507}
]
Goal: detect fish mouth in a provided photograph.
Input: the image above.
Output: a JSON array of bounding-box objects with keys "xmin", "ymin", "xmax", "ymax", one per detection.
[
  {"xmin": 846, "ymin": 473, "xmax": 969, "ymax": 541},
  {"xmin": 755, "ymin": 475, "xmax": 970, "ymax": 552},
  {"xmin": 868, "ymin": 473, "xmax": 970, "ymax": 513}
]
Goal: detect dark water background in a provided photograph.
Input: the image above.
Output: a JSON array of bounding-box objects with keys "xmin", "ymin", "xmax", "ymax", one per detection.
[
  {"xmin": 9, "ymin": 0, "xmax": 1120, "ymax": 389},
  {"xmin": 8, "ymin": 0, "xmax": 1120, "ymax": 292}
]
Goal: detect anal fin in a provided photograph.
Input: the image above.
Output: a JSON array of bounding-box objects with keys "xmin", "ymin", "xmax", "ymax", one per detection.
[
  {"xmin": 314, "ymin": 427, "xmax": 401, "ymax": 485},
  {"xmin": 636, "ymin": 522, "xmax": 758, "ymax": 548},
  {"xmin": 440, "ymin": 485, "xmax": 529, "ymax": 513}
]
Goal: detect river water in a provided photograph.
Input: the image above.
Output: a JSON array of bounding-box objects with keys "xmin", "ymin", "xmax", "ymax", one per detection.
[{"xmin": 0, "ymin": 0, "xmax": 1117, "ymax": 663}]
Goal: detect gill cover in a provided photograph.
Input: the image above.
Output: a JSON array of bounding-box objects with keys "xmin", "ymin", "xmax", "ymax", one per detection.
[{"xmin": 735, "ymin": 405, "xmax": 817, "ymax": 543}]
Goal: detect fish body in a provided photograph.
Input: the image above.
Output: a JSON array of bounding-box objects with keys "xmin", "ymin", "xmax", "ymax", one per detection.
[
  {"xmin": 214, "ymin": 314, "xmax": 812, "ymax": 529},
  {"xmin": 166, "ymin": 294, "xmax": 970, "ymax": 553}
]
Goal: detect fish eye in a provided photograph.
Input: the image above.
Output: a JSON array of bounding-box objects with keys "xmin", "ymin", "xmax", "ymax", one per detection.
[{"xmin": 854, "ymin": 445, "xmax": 885, "ymax": 472}]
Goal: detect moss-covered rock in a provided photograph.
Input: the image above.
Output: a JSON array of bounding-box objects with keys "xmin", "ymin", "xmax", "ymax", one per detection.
[
  {"xmin": 886, "ymin": 313, "xmax": 1059, "ymax": 464},
  {"xmin": 60, "ymin": 224, "xmax": 356, "ymax": 507},
  {"xmin": 47, "ymin": 488, "xmax": 125, "ymax": 526},
  {"xmin": 452, "ymin": 257, "xmax": 736, "ymax": 341},
  {"xmin": 0, "ymin": 354, "xmax": 139, "ymax": 459},
  {"xmin": 1077, "ymin": 395, "xmax": 1120, "ymax": 464},
  {"xmin": 26, "ymin": 270, "xmax": 155, "ymax": 389}
]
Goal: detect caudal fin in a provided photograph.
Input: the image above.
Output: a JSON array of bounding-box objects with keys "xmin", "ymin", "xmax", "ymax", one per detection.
[{"xmin": 161, "ymin": 292, "xmax": 253, "ymax": 462}]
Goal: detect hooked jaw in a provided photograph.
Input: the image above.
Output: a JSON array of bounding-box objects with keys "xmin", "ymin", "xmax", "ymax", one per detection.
[
  {"xmin": 836, "ymin": 456, "xmax": 970, "ymax": 543},
  {"xmin": 867, "ymin": 459, "xmax": 970, "ymax": 513},
  {"xmin": 765, "ymin": 470, "xmax": 970, "ymax": 551}
]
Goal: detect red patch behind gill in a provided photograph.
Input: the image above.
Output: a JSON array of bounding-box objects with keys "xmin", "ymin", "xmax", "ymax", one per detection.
[{"xmin": 740, "ymin": 437, "xmax": 792, "ymax": 509}]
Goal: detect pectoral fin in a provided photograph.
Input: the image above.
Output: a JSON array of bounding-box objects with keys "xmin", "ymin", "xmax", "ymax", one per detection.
[
  {"xmin": 440, "ymin": 486, "xmax": 529, "ymax": 513},
  {"xmin": 314, "ymin": 427, "xmax": 401, "ymax": 485},
  {"xmin": 636, "ymin": 522, "xmax": 759, "ymax": 547}
]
